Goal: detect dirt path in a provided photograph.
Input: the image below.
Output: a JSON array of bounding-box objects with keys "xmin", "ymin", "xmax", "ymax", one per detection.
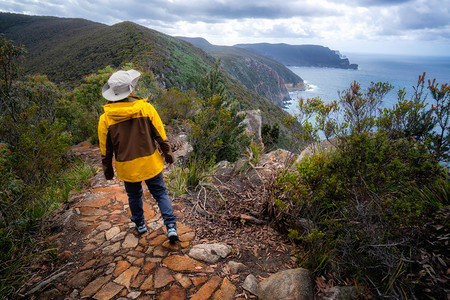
[{"xmin": 25, "ymin": 142, "xmax": 296, "ymax": 300}]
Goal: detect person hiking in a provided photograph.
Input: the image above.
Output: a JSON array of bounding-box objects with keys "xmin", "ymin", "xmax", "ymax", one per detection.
[{"xmin": 98, "ymin": 69, "xmax": 178, "ymax": 242}]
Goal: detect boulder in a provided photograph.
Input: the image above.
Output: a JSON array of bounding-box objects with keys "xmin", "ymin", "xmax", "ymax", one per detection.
[
  {"xmin": 242, "ymin": 274, "xmax": 258, "ymax": 295},
  {"xmin": 227, "ymin": 261, "xmax": 247, "ymax": 274},
  {"xmin": 239, "ymin": 110, "xmax": 262, "ymax": 139},
  {"xmin": 256, "ymin": 268, "xmax": 314, "ymax": 300}
]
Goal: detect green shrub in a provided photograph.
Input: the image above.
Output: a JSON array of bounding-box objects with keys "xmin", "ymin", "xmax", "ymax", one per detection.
[
  {"xmin": 272, "ymin": 76, "xmax": 449, "ymax": 298},
  {"xmin": 262, "ymin": 123, "xmax": 280, "ymax": 151},
  {"xmin": 153, "ymin": 87, "xmax": 199, "ymax": 124},
  {"xmin": 188, "ymin": 63, "xmax": 250, "ymax": 163}
]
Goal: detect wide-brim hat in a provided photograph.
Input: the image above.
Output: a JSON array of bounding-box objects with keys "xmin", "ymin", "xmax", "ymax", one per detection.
[{"xmin": 102, "ymin": 70, "xmax": 141, "ymax": 101}]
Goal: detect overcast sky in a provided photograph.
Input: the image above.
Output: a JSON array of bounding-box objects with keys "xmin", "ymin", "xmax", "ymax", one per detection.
[{"xmin": 1, "ymin": 0, "xmax": 450, "ymax": 56}]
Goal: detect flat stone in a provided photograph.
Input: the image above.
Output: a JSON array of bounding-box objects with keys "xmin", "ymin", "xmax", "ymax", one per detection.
[
  {"xmin": 132, "ymin": 257, "xmax": 144, "ymax": 266},
  {"xmin": 149, "ymin": 234, "xmax": 167, "ymax": 246},
  {"xmin": 158, "ymin": 284, "xmax": 186, "ymax": 300},
  {"xmin": 80, "ymin": 275, "xmax": 112, "ymax": 298},
  {"xmin": 93, "ymin": 281, "xmax": 123, "ymax": 300},
  {"xmin": 140, "ymin": 275, "xmax": 153, "ymax": 290},
  {"xmin": 191, "ymin": 276, "xmax": 208, "ymax": 286},
  {"xmin": 213, "ymin": 277, "xmax": 236, "ymax": 300},
  {"xmin": 103, "ymin": 242, "xmax": 121, "ymax": 255},
  {"xmin": 190, "ymin": 275, "xmax": 222, "ymax": 300},
  {"xmin": 81, "ymin": 259, "xmax": 98, "ymax": 270},
  {"xmin": 110, "ymin": 231, "xmax": 127, "ymax": 242},
  {"xmin": 98, "ymin": 256, "xmax": 114, "ymax": 267},
  {"xmin": 79, "ymin": 207, "xmax": 109, "ymax": 216},
  {"xmin": 154, "ymin": 267, "xmax": 175, "ymax": 289},
  {"xmin": 105, "ymin": 263, "xmax": 116, "ymax": 275},
  {"xmin": 127, "ymin": 250, "xmax": 146, "ymax": 258},
  {"xmin": 105, "ymin": 226, "xmax": 121, "ymax": 240},
  {"xmin": 179, "ymin": 231, "xmax": 195, "ymax": 242},
  {"xmin": 67, "ymin": 269, "xmax": 94, "ymax": 288},
  {"xmin": 74, "ymin": 197, "xmax": 111, "ymax": 208},
  {"xmin": 80, "ymin": 216, "xmax": 100, "ymax": 222},
  {"xmin": 89, "ymin": 232, "xmax": 105, "ymax": 245},
  {"xmin": 130, "ymin": 274, "xmax": 147, "ymax": 288},
  {"xmin": 90, "ymin": 187, "xmax": 124, "ymax": 195},
  {"xmin": 113, "ymin": 266, "xmax": 140, "ymax": 288},
  {"xmin": 113, "ymin": 261, "xmax": 131, "ymax": 277},
  {"xmin": 188, "ymin": 244, "xmax": 232, "ymax": 263},
  {"xmin": 127, "ymin": 291, "xmax": 141, "ymax": 299},
  {"xmin": 139, "ymin": 236, "xmax": 150, "ymax": 247},
  {"xmin": 96, "ymin": 221, "xmax": 112, "ymax": 231},
  {"xmin": 115, "ymin": 192, "xmax": 128, "ymax": 204},
  {"xmin": 109, "ymin": 214, "xmax": 130, "ymax": 224},
  {"xmin": 176, "ymin": 223, "xmax": 193, "ymax": 235},
  {"xmin": 122, "ymin": 233, "xmax": 139, "ymax": 248},
  {"xmin": 142, "ymin": 262, "xmax": 156, "ymax": 275},
  {"xmin": 163, "ymin": 255, "xmax": 213, "ymax": 273},
  {"xmin": 174, "ymin": 273, "xmax": 192, "ymax": 289},
  {"xmin": 83, "ymin": 243, "xmax": 97, "ymax": 252},
  {"xmin": 153, "ymin": 246, "xmax": 168, "ymax": 257},
  {"xmin": 162, "ymin": 240, "xmax": 180, "ymax": 250},
  {"xmin": 180, "ymin": 241, "xmax": 190, "ymax": 248},
  {"xmin": 147, "ymin": 219, "xmax": 164, "ymax": 231}
]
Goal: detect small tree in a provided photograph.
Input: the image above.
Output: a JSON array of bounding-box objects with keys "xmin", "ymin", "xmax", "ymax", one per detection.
[
  {"xmin": 188, "ymin": 60, "xmax": 249, "ymax": 163},
  {"xmin": 262, "ymin": 123, "xmax": 280, "ymax": 151}
]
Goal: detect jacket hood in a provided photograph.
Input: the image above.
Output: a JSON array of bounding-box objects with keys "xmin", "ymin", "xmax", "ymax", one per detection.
[{"xmin": 103, "ymin": 99, "xmax": 147, "ymax": 122}]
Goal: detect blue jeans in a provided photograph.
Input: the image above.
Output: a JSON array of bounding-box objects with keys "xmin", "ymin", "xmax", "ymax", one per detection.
[{"xmin": 124, "ymin": 172, "xmax": 177, "ymax": 226}]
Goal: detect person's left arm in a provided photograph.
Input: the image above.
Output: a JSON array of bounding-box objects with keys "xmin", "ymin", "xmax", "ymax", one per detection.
[
  {"xmin": 147, "ymin": 104, "xmax": 174, "ymax": 164},
  {"xmin": 98, "ymin": 115, "xmax": 115, "ymax": 179}
]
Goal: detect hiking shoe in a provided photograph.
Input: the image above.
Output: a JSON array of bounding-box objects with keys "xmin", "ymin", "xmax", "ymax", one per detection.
[
  {"xmin": 136, "ymin": 223, "xmax": 147, "ymax": 234},
  {"xmin": 167, "ymin": 223, "xmax": 178, "ymax": 243}
]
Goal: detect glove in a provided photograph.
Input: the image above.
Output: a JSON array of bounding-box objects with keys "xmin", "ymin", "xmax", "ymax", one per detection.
[{"xmin": 164, "ymin": 152, "xmax": 174, "ymax": 164}]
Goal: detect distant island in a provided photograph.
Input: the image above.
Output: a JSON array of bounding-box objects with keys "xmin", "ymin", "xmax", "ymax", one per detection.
[{"xmin": 235, "ymin": 43, "xmax": 358, "ymax": 70}]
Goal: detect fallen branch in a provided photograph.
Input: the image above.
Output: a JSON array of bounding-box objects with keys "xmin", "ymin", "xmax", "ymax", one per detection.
[
  {"xmin": 240, "ymin": 214, "xmax": 268, "ymax": 225},
  {"xmin": 25, "ymin": 271, "xmax": 67, "ymax": 296}
]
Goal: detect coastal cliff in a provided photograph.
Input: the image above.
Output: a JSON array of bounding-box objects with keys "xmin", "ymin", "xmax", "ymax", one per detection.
[
  {"xmin": 235, "ymin": 43, "xmax": 358, "ymax": 70},
  {"xmin": 179, "ymin": 37, "xmax": 306, "ymax": 107}
]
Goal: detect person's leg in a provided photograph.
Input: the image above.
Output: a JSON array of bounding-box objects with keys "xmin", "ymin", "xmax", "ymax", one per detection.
[
  {"xmin": 124, "ymin": 181, "xmax": 147, "ymax": 233},
  {"xmin": 145, "ymin": 172, "xmax": 178, "ymax": 241},
  {"xmin": 145, "ymin": 172, "xmax": 177, "ymax": 225}
]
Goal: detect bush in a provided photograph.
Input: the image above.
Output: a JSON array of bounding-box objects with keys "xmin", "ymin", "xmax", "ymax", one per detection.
[
  {"xmin": 271, "ymin": 76, "xmax": 449, "ymax": 298},
  {"xmin": 188, "ymin": 62, "xmax": 250, "ymax": 163},
  {"xmin": 153, "ymin": 87, "xmax": 199, "ymax": 125}
]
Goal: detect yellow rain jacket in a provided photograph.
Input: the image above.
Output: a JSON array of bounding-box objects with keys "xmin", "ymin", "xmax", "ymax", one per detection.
[{"xmin": 98, "ymin": 97, "xmax": 174, "ymax": 182}]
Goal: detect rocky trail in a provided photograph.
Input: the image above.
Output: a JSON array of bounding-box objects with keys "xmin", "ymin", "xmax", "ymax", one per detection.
[{"xmin": 23, "ymin": 142, "xmax": 314, "ymax": 300}]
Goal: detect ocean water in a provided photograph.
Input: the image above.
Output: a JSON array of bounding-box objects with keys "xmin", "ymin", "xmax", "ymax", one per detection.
[{"xmin": 286, "ymin": 53, "xmax": 450, "ymax": 115}]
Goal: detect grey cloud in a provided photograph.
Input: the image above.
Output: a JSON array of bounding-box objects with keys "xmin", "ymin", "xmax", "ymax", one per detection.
[
  {"xmin": 2, "ymin": 0, "xmax": 339, "ymax": 25},
  {"xmin": 327, "ymin": 0, "xmax": 413, "ymax": 7},
  {"xmin": 106, "ymin": 0, "xmax": 340, "ymax": 24},
  {"xmin": 396, "ymin": 3, "xmax": 450, "ymax": 31}
]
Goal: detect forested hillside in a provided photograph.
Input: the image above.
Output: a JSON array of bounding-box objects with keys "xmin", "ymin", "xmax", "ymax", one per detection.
[
  {"xmin": 179, "ymin": 37, "xmax": 305, "ymax": 106},
  {"xmin": 0, "ymin": 12, "xmax": 295, "ymax": 131}
]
